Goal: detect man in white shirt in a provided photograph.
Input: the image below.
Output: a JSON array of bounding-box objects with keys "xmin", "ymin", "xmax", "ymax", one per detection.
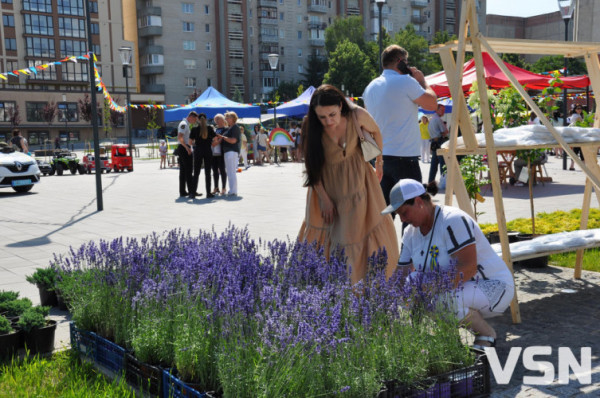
[
  {"xmin": 178, "ymin": 111, "xmax": 198, "ymax": 197},
  {"xmin": 363, "ymin": 45, "xmax": 437, "ymax": 211},
  {"xmin": 427, "ymin": 104, "xmax": 449, "ymax": 183}
]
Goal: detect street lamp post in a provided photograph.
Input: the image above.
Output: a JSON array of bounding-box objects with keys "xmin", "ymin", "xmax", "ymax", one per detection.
[
  {"xmin": 376, "ymin": 0, "xmax": 386, "ymax": 73},
  {"xmin": 61, "ymin": 94, "xmax": 68, "ymax": 150},
  {"xmin": 119, "ymin": 46, "xmax": 134, "ymax": 168},
  {"xmin": 558, "ymin": 0, "xmax": 574, "ymax": 170},
  {"xmin": 268, "ymin": 53, "xmax": 280, "ymax": 164}
]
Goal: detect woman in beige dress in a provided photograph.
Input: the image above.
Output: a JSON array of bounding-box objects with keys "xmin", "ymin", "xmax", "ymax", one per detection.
[{"xmin": 298, "ymin": 84, "xmax": 399, "ymax": 284}]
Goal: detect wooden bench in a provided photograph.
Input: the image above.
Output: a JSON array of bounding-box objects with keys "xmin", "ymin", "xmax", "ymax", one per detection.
[{"xmin": 490, "ymin": 229, "xmax": 600, "ymax": 274}]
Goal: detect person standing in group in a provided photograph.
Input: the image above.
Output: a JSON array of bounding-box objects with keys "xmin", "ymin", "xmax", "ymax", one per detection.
[
  {"xmin": 220, "ymin": 111, "xmax": 241, "ymax": 196},
  {"xmin": 11, "ymin": 129, "xmax": 29, "ymax": 154},
  {"xmin": 177, "ymin": 111, "xmax": 198, "ymax": 197},
  {"xmin": 159, "ymin": 140, "xmax": 167, "ymax": 169},
  {"xmin": 568, "ymin": 105, "xmax": 585, "ymax": 171},
  {"xmin": 419, "ymin": 115, "xmax": 430, "ymax": 163},
  {"xmin": 298, "ymin": 85, "xmax": 399, "ymax": 284},
  {"xmin": 428, "ymin": 104, "xmax": 449, "ymax": 184},
  {"xmin": 211, "ymin": 114, "xmax": 227, "ymax": 195},
  {"xmin": 239, "ymin": 125, "xmax": 249, "ymax": 169},
  {"xmin": 255, "ymin": 128, "xmax": 270, "ymax": 165},
  {"xmin": 189, "ymin": 113, "xmax": 216, "ymax": 198},
  {"xmin": 295, "ymin": 120, "xmax": 304, "ymax": 162},
  {"xmin": 362, "ymin": 45, "xmax": 437, "ymax": 210}
]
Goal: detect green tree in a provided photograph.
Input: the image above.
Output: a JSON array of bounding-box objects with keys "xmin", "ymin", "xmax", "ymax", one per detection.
[
  {"xmin": 324, "ymin": 16, "xmax": 366, "ymax": 55},
  {"xmin": 323, "ymin": 40, "xmax": 375, "ymax": 96},
  {"xmin": 301, "ymin": 54, "xmax": 328, "ymax": 88},
  {"xmin": 365, "ymin": 27, "xmax": 393, "ymax": 73},
  {"xmin": 297, "ymin": 84, "xmax": 304, "ymax": 97},
  {"xmin": 275, "ymin": 80, "xmax": 301, "ymax": 102},
  {"xmin": 530, "ymin": 55, "xmax": 587, "ymax": 75},
  {"xmin": 145, "ymin": 100, "xmax": 161, "ymax": 132},
  {"xmin": 394, "ymin": 24, "xmax": 434, "ymax": 74},
  {"xmin": 501, "ymin": 53, "xmax": 530, "ymax": 70},
  {"xmin": 232, "ymin": 87, "xmax": 243, "ymax": 103},
  {"xmin": 102, "ymin": 98, "xmax": 112, "ymax": 138}
]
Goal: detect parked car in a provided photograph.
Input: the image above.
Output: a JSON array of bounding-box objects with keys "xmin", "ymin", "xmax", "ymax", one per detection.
[
  {"xmin": 36, "ymin": 159, "xmax": 53, "ymax": 176},
  {"xmin": 82, "ymin": 154, "xmax": 111, "ymax": 174},
  {"xmin": 110, "ymin": 144, "xmax": 133, "ymax": 172},
  {"xmin": 0, "ymin": 145, "xmax": 41, "ymax": 193},
  {"xmin": 50, "ymin": 151, "xmax": 86, "ymax": 176}
]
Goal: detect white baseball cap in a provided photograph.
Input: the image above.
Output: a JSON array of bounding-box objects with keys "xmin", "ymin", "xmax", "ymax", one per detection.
[{"xmin": 381, "ymin": 179, "xmax": 425, "ymax": 215}]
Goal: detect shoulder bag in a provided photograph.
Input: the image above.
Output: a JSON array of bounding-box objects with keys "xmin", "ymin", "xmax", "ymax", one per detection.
[{"xmin": 351, "ymin": 108, "xmax": 381, "ymax": 162}]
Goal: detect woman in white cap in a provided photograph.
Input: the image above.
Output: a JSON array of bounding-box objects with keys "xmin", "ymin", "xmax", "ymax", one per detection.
[{"xmin": 381, "ymin": 179, "xmax": 514, "ymax": 349}]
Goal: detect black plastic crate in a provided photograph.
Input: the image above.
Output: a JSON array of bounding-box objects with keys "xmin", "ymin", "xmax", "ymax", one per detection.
[{"xmin": 125, "ymin": 352, "xmax": 163, "ymax": 397}]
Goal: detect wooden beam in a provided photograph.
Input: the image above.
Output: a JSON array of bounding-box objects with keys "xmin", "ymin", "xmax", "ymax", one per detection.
[
  {"xmin": 575, "ymin": 179, "xmax": 592, "ymax": 279},
  {"xmin": 584, "ymin": 53, "xmax": 600, "ymax": 128}
]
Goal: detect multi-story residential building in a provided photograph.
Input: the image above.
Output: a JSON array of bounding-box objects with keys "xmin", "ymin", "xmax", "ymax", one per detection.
[
  {"xmin": 0, "ymin": 0, "xmax": 158, "ymax": 146},
  {"xmin": 124, "ymin": 0, "xmax": 479, "ymax": 106}
]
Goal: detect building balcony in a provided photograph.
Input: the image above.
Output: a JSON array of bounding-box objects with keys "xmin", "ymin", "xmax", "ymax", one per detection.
[
  {"xmin": 141, "ymin": 84, "xmax": 165, "ymax": 94},
  {"xmin": 139, "ymin": 26, "xmax": 162, "ymax": 37},
  {"xmin": 228, "ymin": 0, "xmax": 242, "ymax": 4},
  {"xmin": 259, "ymin": 17, "xmax": 278, "ymax": 25},
  {"xmin": 346, "ymin": 6, "xmax": 360, "ymax": 16},
  {"xmin": 139, "ymin": 6, "xmax": 161, "ymax": 17},
  {"xmin": 259, "ymin": 34, "xmax": 279, "ymax": 43},
  {"xmin": 446, "ymin": 0, "xmax": 456, "ymax": 7},
  {"xmin": 410, "ymin": 0, "xmax": 427, "ymax": 8},
  {"xmin": 411, "ymin": 14, "xmax": 427, "ymax": 24},
  {"xmin": 258, "ymin": 0, "xmax": 277, "ymax": 5},
  {"xmin": 139, "ymin": 45, "xmax": 163, "ymax": 55},
  {"xmin": 309, "ymin": 38, "xmax": 325, "ymax": 47},
  {"xmin": 308, "ymin": 21, "xmax": 327, "ymax": 29},
  {"xmin": 308, "ymin": 4, "xmax": 328, "ymax": 13},
  {"xmin": 140, "ymin": 65, "xmax": 164, "ymax": 75}
]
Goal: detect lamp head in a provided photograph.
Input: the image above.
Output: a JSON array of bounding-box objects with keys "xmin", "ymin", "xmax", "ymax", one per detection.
[
  {"xmin": 375, "ymin": 0, "xmax": 385, "ymax": 4},
  {"xmin": 119, "ymin": 46, "xmax": 133, "ymax": 65},
  {"xmin": 268, "ymin": 53, "xmax": 279, "ymax": 70},
  {"xmin": 557, "ymin": 0, "xmax": 574, "ymax": 19}
]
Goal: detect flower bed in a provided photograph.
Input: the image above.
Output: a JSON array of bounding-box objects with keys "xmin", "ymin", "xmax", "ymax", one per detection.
[{"xmin": 56, "ymin": 227, "xmax": 481, "ymax": 397}]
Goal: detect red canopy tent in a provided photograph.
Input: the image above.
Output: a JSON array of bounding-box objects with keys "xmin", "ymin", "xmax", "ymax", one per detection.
[{"xmin": 426, "ymin": 52, "xmax": 590, "ymax": 97}]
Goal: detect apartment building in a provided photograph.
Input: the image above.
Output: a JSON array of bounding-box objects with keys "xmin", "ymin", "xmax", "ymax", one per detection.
[
  {"xmin": 0, "ymin": 0, "xmax": 157, "ymax": 146},
  {"xmin": 125, "ymin": 0, "xmax": 480, "ymax": 105}
]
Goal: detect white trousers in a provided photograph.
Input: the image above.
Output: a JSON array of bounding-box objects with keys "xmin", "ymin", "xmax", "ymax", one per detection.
[
  {"xmin": 421, "ymin": 139, "xmax": 431, "ymax": 162},
  {"xmin": 224, "ymin": 151, "xmax": 239, "ymax": 194},
  {"xmin": 240, "ymin": 146, "xmax": 248, "ymax": 168}
]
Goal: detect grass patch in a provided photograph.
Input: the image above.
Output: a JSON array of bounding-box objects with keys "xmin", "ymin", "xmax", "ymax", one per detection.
[
  {"xmin": 0, "ymin": 350, "xmax": 135, "ymax": 397},
  {"xmin": 479, "ymin": 209, "xmax": 600, "ymax": 273}
]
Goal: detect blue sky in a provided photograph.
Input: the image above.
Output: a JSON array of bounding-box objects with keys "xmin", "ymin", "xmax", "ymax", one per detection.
[{"xmin": 487, "ymin": 0, "xmax": 560, "ymax": 18}]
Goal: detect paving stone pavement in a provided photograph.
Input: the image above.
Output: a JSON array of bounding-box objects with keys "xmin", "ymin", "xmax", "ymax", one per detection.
[{"xmin": 1, "ymin": 149, "xmax": 598, "ymax": 396}]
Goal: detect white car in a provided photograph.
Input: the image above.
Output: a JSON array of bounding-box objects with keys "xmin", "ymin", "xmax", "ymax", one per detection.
[{"xmin": 0, "ymin": 146, "xmax": 41, "ymax": 193}]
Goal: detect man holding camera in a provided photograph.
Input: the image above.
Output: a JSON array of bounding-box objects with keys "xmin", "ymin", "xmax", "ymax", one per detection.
[{"xmin": 363, "ymin": 45, "xmax": 437, "ymax": 210}]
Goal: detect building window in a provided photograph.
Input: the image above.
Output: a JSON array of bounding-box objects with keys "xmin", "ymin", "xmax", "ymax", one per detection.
[
  {"xmin": 281, "ymin": 46, "xmax": 285, "ymax": 55},
  {"xmin": 59, "ymin": 131, "xmax": 81, "ymax": 142},
  {"xmin": 262, "ymin": 77, "xmax": 279, "ymax": 88},
  {"xmin": 297, "ymin": 31, "xmax": 302, "ymax": 39},
  {"xmin": 58, "ymin": 103, "xmax": 78, "ymax": 122},
  {"xmin": 4, "ymin": 38, "xmax": 17, "ymax": 51},
  {"xmin": 279, "ymin": 29, "xmax": 285, "ymax": 38},
  {"xmin": 182, "ymin": 3, "xmax": 193, "ymax": 13},
  {"xmin": 280, "ymin": 64, "xmax": 285, "ymax": 72},
  {"xmin": 298, "ymin": 65, "xmax": 303, "ymax": 73},
  {"xmin": 183, "ymin": 21, "xmax": 194, "ymax": 32},
  {"xmin": 0, "ymin": 102, "xmax": 16, "ymax": 122},
  {"xmin": 138, "ymin": 15, "xmax": 162, "ymax": 28},
  {"xmin": 1, "ymin": 0, "xmax": 14, "ymax": 4},
  {"xmin": 206, "ymin": 42, "xmax": 211, "ymax": 51},
  {"xmin": 250, "ymin": 44, "xmax": 253, "ymax": 55},
  {"xmin": 185, "ymin": 77, "xmax": 196, "ymax": 87},
  {"xmin": 2, "ymin": 14, "xmax": 15, "ymax": 28},
  {"xmin": 250, "ymin": 26, "xmax": 253, "ymax": 36},
  {"xmin": 206, "ymin": 59, "xmax": 212, "ymax": 70},
  {"xmin": 91, "ymin": 23, "xmax": 99, "ymax": 34},
  {"xmin": 183, "ymin": 40, "xmax": 196, "ymax": 51},
  {"xmin": 26, "ymin": 37, "xmax": 55, "ymax": 57},
  {"xmin": 27, "ymin": 131, "xmax": 50, "ymax": 146},
  {"xmin": 207, "ymin": 78, "xmax": 211, "ymax": 87},
  {"xmin": 250, "ymin": 62, "xmax": 253, "ymax": 71},
  {"xmin": 26, "ymin": 102, "xmax": 47, "ymax": 122},
  {"xmin": 62, "ymin": 62, "xmax": 88, "ymax": 81},
  {"xmin": 142, "ymin": 54, "xmax": 164, "ymax": 65},
  {"xmin": 28, "ymin": 60, "xmax": 57, "ymax": 80},
  {"xmin": 205, "ymin": 23, "xmax": 210, "ymax": 32},
  {"xmin": 24, "ymin": 14, "xmax": 54, "ymax": 36},
  {"xmin": 24, "ymin": 0, "xmax": 52, "ymax": 13},
  {"xmin": 184, "ymin": 59, "xmax": 196, "ymax": 69},
  {"xmin": 92, "ymin": 44, "xmax": 101, "ymax": 56},
  {"xmin": 280, "ymin": 12, "xmax": 284, "ymax": 20},
  {"xmin": 298, "ymin": 48, "xmax": 302, "ymax": 57},
  {"xmin": 60, "ymin": 39, "xmax": 86, "ymax": 57},
  {"xmin": 57, "ymin": 0, "xmax": 84, "ymax": 16},
  {"xmin": 297, "ymin": 15, "xmax": 301, "ymax": 23},
  {"xmin": 204, "ymin": 5, "xmax": 209, "ymax": 14},
  {"xmin": 89, "ymin": 1, "xmax": 98, "ymax": 13},
  {"xmin": 59, "ymin": 18, "xmax": 86, "ymax": 38}
]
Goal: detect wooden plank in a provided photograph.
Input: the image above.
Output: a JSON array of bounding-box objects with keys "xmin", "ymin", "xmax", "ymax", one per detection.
[
  {"xmin": 443, "ymin": 151, "xmax": 474, "ymax": 217},
  {"xmin": 504, "ymin": 242, "xmax": 600, "ymax": 262},
  {"xmin": 584, "ymin": 53, "xmax": 600, "ymax": 128},
  {"xmin": 575, "ymin": 178, "xmax": 592, "ymax": 279},
  {"xmin": 477, "ymin": 34, "xmax": 600, "ymax": 191},
  {"xmin": 438, "ymin": 140, "xmax": 600, "ymax": 154}
]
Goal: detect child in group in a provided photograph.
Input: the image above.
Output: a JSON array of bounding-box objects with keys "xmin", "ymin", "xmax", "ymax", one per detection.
[{"xmin": 159, "ymin": 140, "xmax": 168, "ymax": 169}]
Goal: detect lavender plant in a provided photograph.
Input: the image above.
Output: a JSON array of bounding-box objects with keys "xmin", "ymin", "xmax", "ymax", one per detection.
[{"xmin": 54, "ymin": 226, "xmax": 474, "ymax": 397}]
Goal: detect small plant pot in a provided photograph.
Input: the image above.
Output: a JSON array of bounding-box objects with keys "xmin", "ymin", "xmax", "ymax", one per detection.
[
  {"xmin": 38, "ymin": 284, "xmax": 58, "ymax": 307},
  {"xmin": 0, "ymin": 329, "xmax": 22, "ymax": 358},
  {"xmin": 514, "ymin": 233, "xmax": 549, "ymax": 268},
  {"xmin": 486, "ymin": 230, "xmax": 519, "ymax": 244},
  {"xmin": 24, "ymin": 320, "xmax": 57, "ymax": 355},
  {"xmin": 56, "ymin": 292, "xmax": 68, "ymax": 311}
]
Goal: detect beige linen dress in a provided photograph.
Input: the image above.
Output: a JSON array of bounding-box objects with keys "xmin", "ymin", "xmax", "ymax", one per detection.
[{"xmin": 298, "ymin": 111, "xmax": 399, "ymax": 284}]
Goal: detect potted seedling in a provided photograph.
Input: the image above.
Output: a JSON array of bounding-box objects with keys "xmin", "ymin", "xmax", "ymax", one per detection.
[
  {"xmin": 18, "ymin": 306, "xmax": 57, "ymax": 355},
  {"xmin": 26, "ymin": 267, "xmax": 58, "ymax": 307},
  {"xmin": 0, "ymin": 315, "xmax": 21, "ymax": 358}
]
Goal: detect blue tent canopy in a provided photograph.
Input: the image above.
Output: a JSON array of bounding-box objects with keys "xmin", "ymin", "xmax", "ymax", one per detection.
[
  {"xmin": 266, "ymin": 86, "xmax": 315, "ymax": 118},
  {"xmin": 164, "ymin": 87, "xmax": 261, "ymax": 122},
  {"xmin": 419, "ymin": 98, "xmax": 474, "ymax": 115}
]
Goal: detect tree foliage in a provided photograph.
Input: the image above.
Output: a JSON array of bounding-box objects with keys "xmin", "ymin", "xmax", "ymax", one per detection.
[
  {"xmin": 501, "ymin": 53, "xmax": 530, "ymax": 70},
  {"xmin": 323, "ymin": 40, "xmax": 375, "ymax": 96},
  {"xmin": 232, "ymin": 87, "xmax": 243, "ymax": 103},
  {"xmin": 78, "ymin": 94, "xmax": 93, "ymax": 122},
  {"xmin": 145, "ymin": 100, "xmax": 161, "ymax": 131},
  {"xmin": 42, "ymin": 101, "xmax": 57, "ymax": 125},
  {"xmin": 530, "ymin": 55, "xmax": 587, "ymax": 75},
  {"xmin": 324, "ymin": 16, "xmax": 366, "ymax": 55},
  {"xmin": 275, "ymin": 80, "xmax": 301, "ymax": 102},
  {"xmin": 394, "ymin": 24, "xmax": 434, "ymax": 74},
  {"xmin": 301, "ymin": 54, "xmax": 328, "ymax": 88},
  {"xmin": 102, "ymin": 98, "xmax": 112, "ymax": 137},
  {"xmin": 8, "ymin": 105, "xmax": 21, "ymax": 128}
]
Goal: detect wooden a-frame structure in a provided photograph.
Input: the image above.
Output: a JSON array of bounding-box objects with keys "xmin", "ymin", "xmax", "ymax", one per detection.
[{"xmin": 431, "ymin": 0, "xmax": 600, "ymax": 323}]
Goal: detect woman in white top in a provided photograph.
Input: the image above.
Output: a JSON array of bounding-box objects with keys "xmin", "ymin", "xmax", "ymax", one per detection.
[{"xmin": 382, "ymin": 179, "xmax": 515, "ymax": 349}]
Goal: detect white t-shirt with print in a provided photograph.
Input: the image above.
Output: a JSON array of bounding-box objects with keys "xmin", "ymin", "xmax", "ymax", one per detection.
[{"xmin": 399, "ymin": 205, "xmax": 514, "ymax": 286}]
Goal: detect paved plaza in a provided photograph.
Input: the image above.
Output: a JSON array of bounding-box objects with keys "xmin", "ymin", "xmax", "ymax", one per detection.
[{"xmin": 1, "ymin": 151, "xmax": 599, "ymax": 396}]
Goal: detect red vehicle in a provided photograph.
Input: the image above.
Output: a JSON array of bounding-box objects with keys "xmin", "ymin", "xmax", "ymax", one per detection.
[
  {"xmin": 82, "ymin": 153, "xmax": 111, "ymax": 174},
  {"xmin": 111, "ymin": 144, "xmax": 133, "ymax": 172}
]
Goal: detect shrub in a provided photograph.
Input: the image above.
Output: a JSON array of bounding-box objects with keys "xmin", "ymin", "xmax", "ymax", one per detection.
[
  {"xmin": 26, "ymin": 268, "xmax": 57, "ymax": 291},
  {"xmin": 0, "ymin": 315, "xmax": 13, "ymax": 334},
  {"xmin": 17, "ymin": 307, "xmax": 49, "ymax": 333},
  {"xmin": 0, "ymin": 298, "xmax": 33, "ymax": 317},
  {"xmin": 0, "ymin": 291, "xmax": 19, "ymax": 304}
]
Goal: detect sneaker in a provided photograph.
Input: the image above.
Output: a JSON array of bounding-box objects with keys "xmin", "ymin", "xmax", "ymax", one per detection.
[
  {"xmin": 227, "ymin": 192, "xmax": 237, "ymax": 197},
  {"xmin": 207, "ymin": 193, "xmax": 215, "ymax": 198},
  {"xmin": 515, "ymin": 182, "xmax": 525, "ymax": 187}
]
